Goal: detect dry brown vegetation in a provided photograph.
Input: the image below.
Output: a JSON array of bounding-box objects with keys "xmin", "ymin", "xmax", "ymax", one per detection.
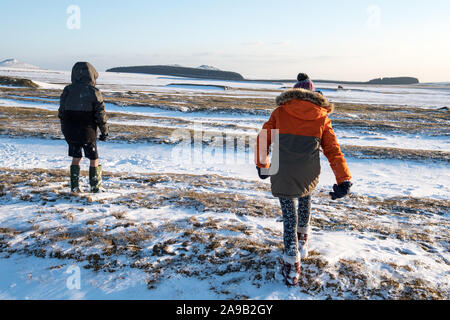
[
  {"xmin": 0, "ymin": 167, "xmax": 448, "ymax": 299},
  {"xmin": 334, "ymin": 102, "xmax": 450, "ymax": 122},
  {"xmin": 341, "ymin": 145, "xmax": 449, "ymax": 163},
  {"xmin": 0, "ymin": 105, "xmax": 448, "ymax": 163},
  {"xmin": 0, "ymin": 76, "xmax": 39, "ymax": 89},
  {"xmin": 2, "ymin": 86, "xmax": 449, "ymax": 120},
  {"xmin": 0, "ymin": 86, "xmax": 274, "ymax": 114},
  {"xmin": 0, "ymin": 106, "xmax": 186, "ymax": 143}
]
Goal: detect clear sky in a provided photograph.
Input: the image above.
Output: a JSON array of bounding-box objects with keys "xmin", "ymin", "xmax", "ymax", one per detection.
[{"xmin": 1, "ymin": 0, "xmax": 449, "ymax": 82}]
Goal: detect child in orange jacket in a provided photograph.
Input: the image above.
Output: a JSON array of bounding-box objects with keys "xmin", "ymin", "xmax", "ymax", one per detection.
[{"xmin": 255, "ymin": 74, "xmax": 352, "ymax": 286}]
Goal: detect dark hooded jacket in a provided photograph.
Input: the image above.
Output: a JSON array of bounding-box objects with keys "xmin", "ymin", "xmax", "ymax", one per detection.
[{"xmin": 58, "ymin": 62, "xmax": 108, "ymax": 144}]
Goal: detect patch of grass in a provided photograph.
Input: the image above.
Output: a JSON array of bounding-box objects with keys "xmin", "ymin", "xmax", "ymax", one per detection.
[
  {"xmin": 0, "ymin": 76, "xmax": 39, "ymax": 88},
  {"xmin": 1, "ymin": 104, "xmax": 448, "ymax": 163},
  {"xmin": 341, "ymin": 145, "xmax": 449, "ymax": 163}
]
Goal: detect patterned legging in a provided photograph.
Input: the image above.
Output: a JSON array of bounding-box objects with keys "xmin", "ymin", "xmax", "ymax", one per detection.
[{"xmin": 279, "ymin": 196, "xmax": 312, "ymax": 257}]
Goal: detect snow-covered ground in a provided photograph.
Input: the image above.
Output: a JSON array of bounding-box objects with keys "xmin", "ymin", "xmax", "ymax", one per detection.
[
  {"xmin": 0, "ymin": 137, "xmax": 448, "ymax": 200},
  {"xmin": 0, "ymin": 66, "xmax": 449, "ymax": 300}
]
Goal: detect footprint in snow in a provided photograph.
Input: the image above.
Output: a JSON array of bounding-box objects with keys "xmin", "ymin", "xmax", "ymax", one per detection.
[{"xmin": 395, "ymin": 247, "xmax": 417, "ymax": 255}]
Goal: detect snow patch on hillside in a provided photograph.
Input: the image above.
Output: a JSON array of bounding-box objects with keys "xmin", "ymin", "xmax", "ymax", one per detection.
[
  {"xmin": 198, "ymin": 65, "xmax": 221, "ymax": 71},
  {"xmin": 0, "ymin": 59, "xmax": 40, "ymax": 70}
]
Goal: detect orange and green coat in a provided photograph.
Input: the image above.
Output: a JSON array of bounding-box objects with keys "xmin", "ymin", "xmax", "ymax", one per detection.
[{"xmin": 255, "ymin": 88, "xmax": 351, "ymax": 198}]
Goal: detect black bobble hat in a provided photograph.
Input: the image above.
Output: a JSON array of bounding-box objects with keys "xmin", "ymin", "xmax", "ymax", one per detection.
[{"xmin": 297, "ymin": 73, "xmax": 310, "ymax": 82}]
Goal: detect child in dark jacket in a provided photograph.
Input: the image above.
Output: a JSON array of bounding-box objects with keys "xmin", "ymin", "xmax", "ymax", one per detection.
[
  {"xmin": 58, "ymin": 62, "xmax": 109, "ymax": 193},
  {"xmin": 255, "ymin": 74, "xmax": 352, "ymax": 286}
]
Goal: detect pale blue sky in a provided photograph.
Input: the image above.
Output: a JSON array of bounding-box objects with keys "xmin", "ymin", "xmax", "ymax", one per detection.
[{"xmin": 1, "ymin": 0, "xmax": 449, "ymax": 81}]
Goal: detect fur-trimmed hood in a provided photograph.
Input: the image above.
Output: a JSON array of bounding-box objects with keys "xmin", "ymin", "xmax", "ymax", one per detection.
[{"xmin": 276, "ymin": 89, "xmax": 334, "ymax": 114}]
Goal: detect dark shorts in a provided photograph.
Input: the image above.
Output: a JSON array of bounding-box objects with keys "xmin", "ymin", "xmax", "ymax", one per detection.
[{"xmin": 68, "ymin": 142, "xmax": 99, "ymax": 160}]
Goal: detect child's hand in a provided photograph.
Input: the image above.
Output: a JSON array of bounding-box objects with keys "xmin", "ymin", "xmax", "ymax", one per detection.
[
  {"xmin": 99, "ymin": 133, "xmax": 108, "ymax": 141},
  {"xmin": 330, "ymin": 181, "xmax": 352, "ymax": 200},
  {"xmin": 256, "ymin": 166, "xmax": 270, "ymax": 180}
]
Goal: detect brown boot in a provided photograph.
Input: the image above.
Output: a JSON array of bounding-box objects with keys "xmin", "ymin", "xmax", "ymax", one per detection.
[{"xmin": 280, "ymin": 255, "xmax": 301, "ymax": 287}]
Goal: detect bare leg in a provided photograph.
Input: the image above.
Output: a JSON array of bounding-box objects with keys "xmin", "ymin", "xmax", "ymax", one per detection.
[
  {"xmin": 90, "ymin": 159, "xmax": 99, "ymax": 168},
  {"xmin": 72, "ymin": 158, "xmax": 82, "ymax": 166}
]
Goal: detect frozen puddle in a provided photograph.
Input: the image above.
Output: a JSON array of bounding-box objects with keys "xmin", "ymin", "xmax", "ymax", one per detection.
[
  {"xmin": 0, "ymin": 97, "xmax": 268, "ymax": 121},
  {"xmin": 166, "ymin": 83, "xmax": 229, "ymax": 91},
  {"xmin": 0, "ymin": 97, "xmax": 58, "ymax": 111}
]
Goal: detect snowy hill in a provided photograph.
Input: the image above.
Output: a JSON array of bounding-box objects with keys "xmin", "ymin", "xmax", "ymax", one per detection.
[
  {"xmin": 0, "ymin": 58, "xmax": 40, "ymax": 70},
  {"xmin": 164, "ymin": 64, "xmax": 221, "ymax": 71},
  {"xmin": 197, "ymin": 65, "xmax": 221, "ymax": 71}
]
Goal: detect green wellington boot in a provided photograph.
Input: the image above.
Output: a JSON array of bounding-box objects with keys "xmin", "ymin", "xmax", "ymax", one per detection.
[
  {"xmin": 70, "ymin": 165, "xmax": 81, "ymax": 193},
  {"xmin": 89, "ymin": 165, "xmax": 103, "ymax": 193}
]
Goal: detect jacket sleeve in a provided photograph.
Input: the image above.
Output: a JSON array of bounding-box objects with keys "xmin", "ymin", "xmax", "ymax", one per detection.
[
  {"xmin": 255, "ymin": 108, "xmax": 278, "ymax": 168},
  {"xmin": 321, "ymin": 117, "xmax": 352, "ymax": 184},
  {"xmin": 93, "ymin": 88, "xmax": 108, "ymax": 135},
  {"xmin": 58, "ymin": 86, "xmax": 69, "ymax": 120}
]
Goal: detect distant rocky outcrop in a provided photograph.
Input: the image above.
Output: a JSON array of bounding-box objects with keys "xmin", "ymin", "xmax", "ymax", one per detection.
[
  {"xmin": 0, "ymin": 76, "xmax": 39, "ymax": 88},
  {"xmin": 106, "ymin": 63, "xmax": 420, "ymax": 85},
  {"xmin": 314, "ymin": 77, "xmax": 420, "ymax": 86},
  {"xmin": 367, "ymin": 77, "xmax": 419, "ymax": 85},
  {"xmin": 106, "ymin": 65, "xmax": 244, "ymax": 81}
]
